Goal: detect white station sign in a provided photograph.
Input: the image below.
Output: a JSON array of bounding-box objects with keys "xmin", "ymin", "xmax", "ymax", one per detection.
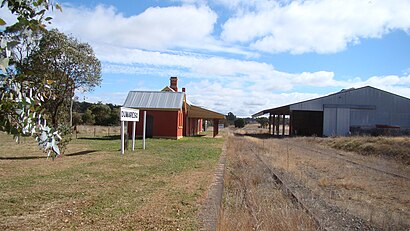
[{"xmin": 120, "ymin": 107, "xmax": 139, "ymax": 122}]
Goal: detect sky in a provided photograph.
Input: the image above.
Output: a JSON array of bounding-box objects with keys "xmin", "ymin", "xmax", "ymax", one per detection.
[{"xmin": 4, "ymin": 0, "xmax": 410, "ymax": 116}]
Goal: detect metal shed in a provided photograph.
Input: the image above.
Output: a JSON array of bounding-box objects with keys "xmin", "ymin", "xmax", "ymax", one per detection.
[{"xmin": 253, "ymin": 86, "xmax": 410, "ymax": 136}]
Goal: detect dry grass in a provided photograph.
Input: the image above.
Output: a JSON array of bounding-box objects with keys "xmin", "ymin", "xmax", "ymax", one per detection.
[
  {"xmin": 314, "ymin": 136, "xmax": 410, "ymax": 165},
  {"xmin": 250, "ymin": 135, "xmax": 410, "ymax": 230},
  {"xmin": 0, "ymin": 130, "xmax": 224, "ymax": 230},
  {"xmin": 75, "ymin": 125, "xmax": 121, "ymax": 138},
  {"xmin": 219, "ymin": 133, "xmax": 317, "ymax": 231},
  {"xmin": 219, "ymin": 125, "xmax": 410, "ymax": 229}
]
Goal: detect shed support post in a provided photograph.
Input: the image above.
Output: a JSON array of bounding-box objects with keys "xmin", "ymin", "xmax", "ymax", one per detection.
[
  {"xmin": 213, "ymin": 119, "xmax": 219, "ymax": 137},
  {"xmin": 289, "ymin": 112, "xmax": 293, "ymax": 136},
  {"xmin": 272, "ymin": 115, "xmax": 276, "ymax": 135},
  {"xmin": 282, "ymin": 114, "xmax": 286, "ymax": 136},
  {"xmin": 276, "ymin": 115, "xmax": 280, "ymax": 135},
  {"xmin": 268, "ymin": 114, "xmax": 272, "ymax": 135}
]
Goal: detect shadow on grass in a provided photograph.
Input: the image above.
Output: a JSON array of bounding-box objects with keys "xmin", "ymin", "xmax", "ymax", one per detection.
[
  {"xmin": 0, "ymin": 155, "xmax": 46, "ymax": 160},
  {"xmin": 65, "ymin": 150, "xmax": 98, "ymax": 157},
  {"xmin": 78, "ymin": 135, "xmax": 121, "ymax": 141},
  {"xmin": 191, "ymin": 134, "xmax": 207, "ymax": 138},
  {"xmin": 0, "ymin": 150, "xmax": 98, "ymax": 160}
]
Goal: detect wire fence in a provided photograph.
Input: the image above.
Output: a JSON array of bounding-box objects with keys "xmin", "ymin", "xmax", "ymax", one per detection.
[{"xmin": 74, "ymin": 125, "xmax": 121, "ymax": 138}]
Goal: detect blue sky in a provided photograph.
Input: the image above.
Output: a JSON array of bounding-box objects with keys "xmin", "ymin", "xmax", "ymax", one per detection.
[{"xmin": 4, "ymin": 0, "xmax": 410, "ymax": 116}]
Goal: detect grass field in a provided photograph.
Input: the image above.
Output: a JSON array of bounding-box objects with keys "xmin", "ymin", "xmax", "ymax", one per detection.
[
  {"xmin": 0, "ymin": 131, "xmax": 224, "ymax": 230},
  {"xmin": 313, "ymin": 136, "xmax": 410, "ymax": 165}
]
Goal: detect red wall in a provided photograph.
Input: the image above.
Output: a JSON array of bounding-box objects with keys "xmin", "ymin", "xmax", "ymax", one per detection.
[
  {"xmin": 127, "ymin": 110, "xmax": 183, "ymax": 139},
  {"xmin": 127, "ymin": 109, "xmax": 204, "ymax": 139}
]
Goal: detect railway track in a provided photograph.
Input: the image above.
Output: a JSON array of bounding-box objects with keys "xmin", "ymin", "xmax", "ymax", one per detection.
[{"xmin": 248, "ymin": 145, "xmax": 376, "ymax": 231}]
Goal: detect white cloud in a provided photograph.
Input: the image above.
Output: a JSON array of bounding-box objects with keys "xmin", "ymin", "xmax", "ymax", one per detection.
[
  {"xmin": 97, "ymin": 45, "xmax": 338, "ymax": 87},
  {"xmin": 49, "ymin": 3, "xmax": 256, "ymax": 56},
  {"xmin": 221, "ymin": 0, "xmax": 410, "ymax": 54},
  {"xmin": 51, "ymin": 4, "xmax": 217, "ymax": 50},
  {"xmin": 348, "ymin": 74, "xmax": 410, "ymax": 97}
]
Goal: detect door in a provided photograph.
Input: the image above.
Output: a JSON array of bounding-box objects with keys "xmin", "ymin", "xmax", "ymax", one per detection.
[{"xmin": 323, "ymin": 107, "xmax": 350, "ymax": 136}]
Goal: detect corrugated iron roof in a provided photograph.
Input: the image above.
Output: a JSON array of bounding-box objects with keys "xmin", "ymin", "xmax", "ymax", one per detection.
[
  {"xmin": 252, "ymin": 86, "xmax": 410, "ymax": 117},
  {"xmin": 123, "ymin": 91, "xmax": 184, "ymax": 110}
]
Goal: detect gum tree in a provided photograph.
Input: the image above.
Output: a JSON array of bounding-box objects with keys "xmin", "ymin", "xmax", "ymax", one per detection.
[
  {"xmin": 21, "ymin": 29, "xmax": 102, "ymax": 129},
  {"xmin": 0, "ymin": 0, "xmax": 63, "ymax": 157}
]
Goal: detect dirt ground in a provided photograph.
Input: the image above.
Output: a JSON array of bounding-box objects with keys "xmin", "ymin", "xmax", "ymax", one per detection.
[{"xmin": 221, "ymin": 125, "xmax": 410, "ymax": 230}]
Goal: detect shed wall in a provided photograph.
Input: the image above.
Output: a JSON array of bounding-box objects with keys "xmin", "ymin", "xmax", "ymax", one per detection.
[{"xmin": 290, "ymin": 87, "xmax": 410, "ymax": 130}]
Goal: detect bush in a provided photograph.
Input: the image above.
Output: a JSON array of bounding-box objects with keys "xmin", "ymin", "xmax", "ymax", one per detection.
[{"xmin": 234, "ymin": 118, "xmax": 245, "ymax": 128}]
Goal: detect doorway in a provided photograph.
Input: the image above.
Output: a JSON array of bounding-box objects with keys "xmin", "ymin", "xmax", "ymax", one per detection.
[{"xmin": 146, "ymin": 115, "xmax": 154, "ymax": 138}]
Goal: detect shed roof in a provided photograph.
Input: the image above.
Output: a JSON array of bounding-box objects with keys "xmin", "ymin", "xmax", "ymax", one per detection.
[
  {"xmin": 252, "ymin": 86, "xmax": 410, "ymax": 117},
  {"xmin": 123, "ymin": 91, "xmax": 184, "ymax": 110}
]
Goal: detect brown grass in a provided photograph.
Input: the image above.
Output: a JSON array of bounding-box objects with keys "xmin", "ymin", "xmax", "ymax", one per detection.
[
  {"xmin": 74, "ymin": 125, "xmax": 121, "ymax": 138},
  {"xmin": 314, "ymin": 136, "xmax": 410, "ymax": 165},
  {"xmin": 250, "ymin": 135, "xmax": 410, "ymax": 230},
  {"xmin": 218, "ymin": 133, "xmax": 317, "ymax": 231}
]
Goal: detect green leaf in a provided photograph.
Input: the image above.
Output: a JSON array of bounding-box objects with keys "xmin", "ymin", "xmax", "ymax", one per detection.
[
  {"xmin": 45, "ymin": 17, "xmax": 52, "ymax": 21},
  {"xmin": 0, "ymin": 18, "xmax": 6, "ymax": 26},
  {"xmin": 55, "ymin": 3, "xmax": 63, "ymax": 12}
]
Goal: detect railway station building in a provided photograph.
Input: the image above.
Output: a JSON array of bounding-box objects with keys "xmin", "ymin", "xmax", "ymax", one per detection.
[{"xmin": 123, "ymin": 77, "xmax": 225, "ymax": 139}]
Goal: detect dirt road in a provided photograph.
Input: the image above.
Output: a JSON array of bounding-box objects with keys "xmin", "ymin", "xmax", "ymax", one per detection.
[{"xmin": 220, "ymin": 128, "xmax": 410, "ymax": 230}]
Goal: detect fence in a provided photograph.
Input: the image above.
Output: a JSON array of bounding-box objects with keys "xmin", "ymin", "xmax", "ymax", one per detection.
[{"xmin": 74, "ymin": 125, "xmax": 121, "ymax": 138}]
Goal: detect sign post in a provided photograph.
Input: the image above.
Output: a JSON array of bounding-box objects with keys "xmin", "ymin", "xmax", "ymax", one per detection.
[
  {"xmin": 121, "ymin": 120, "xmax": 125, "ymax": 154},
  {"xmin": 120, "ymin": 107, "xmax": 139, "ymax": 154},
  {"xmin": 132, "ymin": 121, "xmax": 136, "ymax": 151},
  {"xmin": 143, "ymin": 111, "xmax": 147, "ymax": 150}
]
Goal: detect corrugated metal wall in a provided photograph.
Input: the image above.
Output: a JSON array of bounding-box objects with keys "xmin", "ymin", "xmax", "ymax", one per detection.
[
  {"xmin": 323, "ymin": 107, "xmax": 350, "ymax": 136},
  {"xmin": 290, "ymin": 87, "xmax": 410, "ymax": 136}
]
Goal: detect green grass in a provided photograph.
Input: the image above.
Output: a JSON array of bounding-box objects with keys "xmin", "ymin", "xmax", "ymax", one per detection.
[{"xmin": 0, "ymin": 132, "xmax": 224, "ymax": 230}]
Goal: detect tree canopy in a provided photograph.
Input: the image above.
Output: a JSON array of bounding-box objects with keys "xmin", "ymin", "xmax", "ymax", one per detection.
[
  {"xmin": 1, "ymin": 0, "xmax": 63, "ymax": 157},
  {"xmin": 21, "ymin": 29, "xmax": 102, "ymax": 129},
  {"xmin": 0, "ymin": 0, "xmax": 100, "ymax": 157},
  {"xmin": 234, "ymin": 118, "xmax": 245, "ymax": 128}
]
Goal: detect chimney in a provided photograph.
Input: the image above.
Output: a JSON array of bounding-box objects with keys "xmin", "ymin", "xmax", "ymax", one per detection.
[{"xmin": 170, "ymin": 76, "xmax": 178, "ymax": 92}]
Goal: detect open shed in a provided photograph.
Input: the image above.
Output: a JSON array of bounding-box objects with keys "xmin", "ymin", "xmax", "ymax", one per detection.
[{"xmin": 253, "ymin": 86, "xmax": 410, "ymax": 136}]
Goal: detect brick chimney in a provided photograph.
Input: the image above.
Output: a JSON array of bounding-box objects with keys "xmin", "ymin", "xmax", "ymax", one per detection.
[{"xmin": 170, "ymin": 77, "xmax": 178, "ymax": 92}]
